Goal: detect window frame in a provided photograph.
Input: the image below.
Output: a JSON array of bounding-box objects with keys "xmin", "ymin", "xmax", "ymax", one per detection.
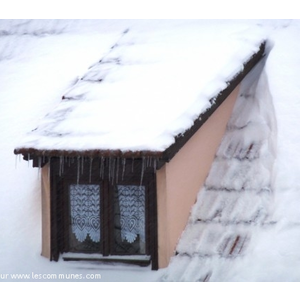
[
  {"xmin": 50, "ymin": 157, "xmax": 158, "ymax": 270},
  {"xmin": 109, "ymin": 179, "xmax": 149, "ymax": 256}
]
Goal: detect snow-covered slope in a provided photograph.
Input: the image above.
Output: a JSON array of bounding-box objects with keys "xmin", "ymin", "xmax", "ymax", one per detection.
[
  {"xmin": 13, "ymin": 20, "xmax": 265, "ymax": 154},
  {"xmin": 1, "ymin": 19, "xmax": 300, "ymax": 282},
  {"xmin": 164, "ymin": 20, "xmax": 300, "ymax": 282},
  {"xmin": 162, "ymin": 49, "xmax": 278, "ymax": 281}
]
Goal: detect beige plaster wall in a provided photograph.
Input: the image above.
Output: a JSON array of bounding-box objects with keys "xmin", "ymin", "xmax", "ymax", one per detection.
[
  {"xmin": 157, "ymin": 86, "xmax": 240, "ymax": 268},
  {"xmin": 41, "ymin": 163, "xmax": 51, "ymax": 259}
]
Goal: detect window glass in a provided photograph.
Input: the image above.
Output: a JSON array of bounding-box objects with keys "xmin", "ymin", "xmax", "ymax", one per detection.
[
  {"xmin": 114, "ymin": 185, "xmax": 146, "ymax": 254},
  {"xmin": 69, "ymin": 184, "xmax": 101, "ymax": 252}
]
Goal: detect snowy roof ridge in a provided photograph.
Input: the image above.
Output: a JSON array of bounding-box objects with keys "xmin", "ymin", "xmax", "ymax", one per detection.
[
  {"xmin": 14, "ymin": 26, "xmax": 267, "ymax": 162},
  {"xmin": 62, "ymin": 28, "xmax": 130, "ymax": 99}
]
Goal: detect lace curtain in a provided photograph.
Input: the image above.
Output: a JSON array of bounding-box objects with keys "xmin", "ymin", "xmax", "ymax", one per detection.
[
  {"xmin": 116, "ymin": 185, "xmax": 145, "ymax": 244},
  {"xmin": 70, "ymin": 184, "xmax": 100, "ymax": 243}
]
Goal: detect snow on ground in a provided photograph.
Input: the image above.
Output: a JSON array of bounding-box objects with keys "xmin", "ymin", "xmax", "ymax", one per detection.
[{"xmin": 1, "ymin": 19, "xmax": 300, "ymax": 282}]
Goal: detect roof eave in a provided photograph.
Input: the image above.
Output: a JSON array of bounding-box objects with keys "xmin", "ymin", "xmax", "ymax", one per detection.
[
  {"xmin": 14, "ymin": 148, "xmax": 164, "ymax": 160},
  {"xmin": 14, "ymin": 41, "xmax": 266, "ymax": 167}
]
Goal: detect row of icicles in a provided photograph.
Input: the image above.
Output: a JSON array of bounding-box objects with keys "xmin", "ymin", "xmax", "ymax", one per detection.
[{"xmin": 16, "ymin": 154, "xmax": 161, "ymax": 185}]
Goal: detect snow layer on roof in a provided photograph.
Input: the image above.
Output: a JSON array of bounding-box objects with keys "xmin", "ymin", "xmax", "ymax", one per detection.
[{"xmin": 14, "ymin": 20, "xmax": 266, "ymax": 153}]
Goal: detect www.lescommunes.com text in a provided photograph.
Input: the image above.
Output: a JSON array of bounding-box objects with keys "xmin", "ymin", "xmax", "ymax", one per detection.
[{"xmin": 1, "ymin": 272, "xmax": 101, "ymax": 280}]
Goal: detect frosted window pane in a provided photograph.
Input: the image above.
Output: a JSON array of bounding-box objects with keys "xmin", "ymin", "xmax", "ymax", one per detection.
[
  {"xmin": 70, "ymin": 184, "xmax": 100, "ymax": 243},
  {"xmin": 116, "ymin": 185, "xmax": 145, "ymax": 244}
]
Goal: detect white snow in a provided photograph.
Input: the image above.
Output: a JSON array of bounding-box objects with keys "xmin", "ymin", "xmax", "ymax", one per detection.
[
  {"xmin": 163, "ymin": 20, "xmax": 300, "ymax": 282},
  {"xmin": 162, "ymin": 51, "xmax": 278, "ymax": 281},
  {"xmin": 1, "ymin": 19, "xmax": 300, "ymax": 282},
  {"xmin": 13, "ymin": 20, "xmax": 265, "ymax": 153}
]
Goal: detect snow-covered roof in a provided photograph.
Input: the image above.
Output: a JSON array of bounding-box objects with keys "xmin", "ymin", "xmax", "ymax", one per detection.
[{"xmin": 14, "ymin": 21, "xmax": 266, "ymax": 159}]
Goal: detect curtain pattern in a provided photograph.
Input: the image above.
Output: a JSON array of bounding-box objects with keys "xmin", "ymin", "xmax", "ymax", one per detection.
[
  {"xmin": 70, "ymin": 184, "xmax": 100, "ymax": 243},
  {"xmin": 116, "ymin": 185, "xmax": 145, "ymax": 243}
]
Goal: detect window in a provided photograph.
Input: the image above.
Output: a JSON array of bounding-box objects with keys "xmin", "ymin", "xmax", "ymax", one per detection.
[
  {"xmin": 50, "ymin": 157, "xmax": 158, "ymax": 269},
  {"xmin": 113, "ymin": 184, "xmax": 146, "ymax": 255},
  {"xmin": 69, "ymin": 184, "xmax": 101, "ymax": 253}
]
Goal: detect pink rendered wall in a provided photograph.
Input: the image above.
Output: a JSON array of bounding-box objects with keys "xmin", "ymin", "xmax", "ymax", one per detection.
[{"xmin": 156, "ymin": 86, "xmax": 240, "ymax": 268}]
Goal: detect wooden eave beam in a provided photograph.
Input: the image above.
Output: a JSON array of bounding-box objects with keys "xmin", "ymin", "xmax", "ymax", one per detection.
[{"xmin": 14, "ymin": 148, "xmax": 164, "ymax": 161}]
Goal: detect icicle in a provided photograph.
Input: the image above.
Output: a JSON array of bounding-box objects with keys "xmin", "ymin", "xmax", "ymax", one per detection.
[
  {"xmin": 59, "ymin": 156, "xmax": 63, "ymax": 177},
  {"xmin": 140, "ymin": 157, "xmax": 145, "ymax": 185},
  {"xmin": 153, "ymin": 158, "xmax": 157, "ymax": 172},
  {"xmin": 48, "ymin": 159, "xmax": 51, "ymax": 179},
  {"xmin": 122, "ymin": 158, "xmax": 126, "ymax": 180},
  {"xmin": 27, "ymin": 153, "xmax": 30, "ymax": 168},
  {"xmin": 37, "ymin": 157, "xmax": 42, "ymax": 179},
  {"xmin": 77, "ymin": 156, "xmax": 80, "ymax": 184},
  {"xmin": 131, "ymin": 157, "xmax": 135, "ymax": 173},
  {"xmin": 108, "ymin": 157, "xmax": 111, "ymax": 182},
  {"xmin": 115, "ymin": 157, "xmax": 120, "ymax": 183},
  {"xmin": 149, "ymin": 156, "xmax": 153, "ymax": 168},
  {"xmin": 15, "ymin": 154, "xmax": 18, "ymax": 169},
  {"xmin": 58, "ymin": 158, "xmax": 61, "ymax": 176},
  {"xmin": 99, "ymin": 158, "xmax": 102, "ymax": 179},
  {"xmin": 81, "ymin": 156, "xmax": 84, "ymax": 175},
  {"xmin": 17, "ymin": 154, "xmax": 21, "ymax": 168},
  {"xmin": 89, "ymin": 157, "xmax": 93, "ymax": 183},
  {"xmin": 111, "ymin": 158, "xmax": 116, "ymax": 185},
  {"xmin": 102, "ymin": 157, "xmax": 105, "ymax": 179},
  {"xmin": 100, "ymin": 157, "xmax": 105, "ymax": 179}
]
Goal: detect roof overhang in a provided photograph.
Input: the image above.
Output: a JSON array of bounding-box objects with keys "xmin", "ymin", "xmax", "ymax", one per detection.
[{"xmin": 14, "ymin": 41, "xmax": 266, "ymax": 168}]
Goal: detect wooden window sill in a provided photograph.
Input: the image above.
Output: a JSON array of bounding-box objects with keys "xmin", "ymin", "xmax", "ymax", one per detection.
[{"xmin": 62, "ymin": 252, "xmax": 151, "ymax": 267}]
